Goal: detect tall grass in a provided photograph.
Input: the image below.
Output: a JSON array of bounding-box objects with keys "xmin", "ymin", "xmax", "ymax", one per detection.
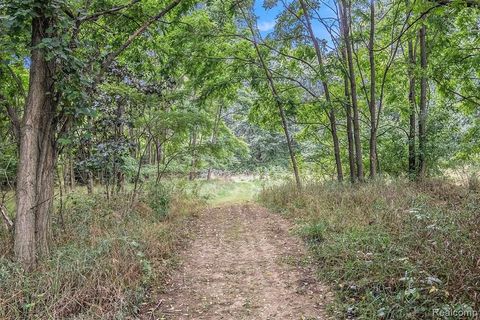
[
  {"xmin": 0, "ymin": 183, "xmax": 202, "ymax": 319},
  {"xmin": 260, "ymin": 178, "xmax": 480, "ymax": 319}
]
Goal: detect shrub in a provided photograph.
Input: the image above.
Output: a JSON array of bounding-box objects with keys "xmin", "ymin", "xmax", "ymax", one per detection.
[{"xmin": 145, "ymin": 183, "xmax": 172, "ymax": 218}]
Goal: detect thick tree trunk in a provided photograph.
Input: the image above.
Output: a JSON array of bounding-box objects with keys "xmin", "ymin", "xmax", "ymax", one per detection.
[
  {"xmin": 14, "ymin": 8, "xmax": 56, "ymax": 269},
  {"xmin": 340, "ymin": 0, "xmax": 364, "ymax": 181},
  {"xmin": 368, "ymin": 0, "xmax": 377, "ymax": 178},
  {"xmin": 299, "ymin": 0, "xmax": 343, "ymax": 182},
  {"xmin": 407, "ymin": 27, "xmax": 416, "ymax": 178},
  {"xmin": 418, "ymin": 23, "xmax": 428, "ymax": 179},
  {"xmin": 35, "ymin": 136, "xmax": 55, "ymax": 258}
]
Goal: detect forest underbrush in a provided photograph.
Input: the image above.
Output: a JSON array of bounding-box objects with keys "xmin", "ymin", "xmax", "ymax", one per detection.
[
  {"xmin": 260, "ymin": 178, "xmax": 480, "ymax": 319},
  {"xmin": 0, "ymin": 182, "xmax": 202, "ymax": 319}
]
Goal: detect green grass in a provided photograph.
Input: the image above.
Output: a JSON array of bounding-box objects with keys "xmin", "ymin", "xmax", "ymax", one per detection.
[
  {"xmin": 260, "ymin": 179, "xmax": 480, "ymax": 319},
  {"xmin": 196, "ymin": 178, "xmax": 262, "ymax": 205}
]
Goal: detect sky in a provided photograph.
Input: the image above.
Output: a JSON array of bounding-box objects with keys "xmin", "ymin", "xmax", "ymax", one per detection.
[{"xmin": 253, "ymin": 0, "xmax": 338, "ymax": 48}]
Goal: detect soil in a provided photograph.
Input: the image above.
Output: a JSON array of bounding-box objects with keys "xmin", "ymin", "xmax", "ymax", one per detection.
[{"xmin": 144, "ymin": 203, "xmax": 330, "ymax": 320}]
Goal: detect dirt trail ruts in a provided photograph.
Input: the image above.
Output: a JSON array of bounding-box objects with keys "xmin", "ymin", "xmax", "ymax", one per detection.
[{"xmin": 147, "ymin": 204, "xmax": 330, "ymax": 320}]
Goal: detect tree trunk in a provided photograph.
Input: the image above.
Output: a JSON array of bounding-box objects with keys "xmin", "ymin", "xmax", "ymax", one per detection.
[
  {"xmin": 407, "ymin": 16, "xmax": 417, "ymax": 178},
  {"xmin": 208, "ymin": 105, "xmax": 222, "ymax": 181},
  {"xmin": 116, "ymin": 101, "xmax": 125, "ymax": 193},
  {"xmin": 35, "ymin": 137, "xmax": 55, "ymax": 258},
  {"xmin": 69, "ymin": 155, "xmax": 75, "ymax": 191},
  {"xmin": 189, "ymin": 129, "xmax": 197, "ymax": 181},
  {"xmin": 368, "ymin": 0, "xmax": 377, "ymax": 178},
  {"xmin": 340, "ymin": 0, "xmax": 364, "ymax": 181},
  {"xmin": 299, "ymin": 0, "xmax": 343, "ymax": 182},
  {"xmin": 155, "ymin": 138, "xmax": 163, "ymax": 183},
  {"xmin": 329, "ymin": 110, "xmax": 343, "ymax": 182},
  {"xmin": 14, "ymin": 7, "xmax": 56, "ymax": 269},
  {"xmin": 344, "ymin": 74, "xmax": 356, "ymax": 183},
  {"xmin": 418, "ymin": 23, "xmax": 428, "ymax": 179},
  {"xmin": 87, "ymin": 170, "xmax": 94, "ymax": 194},
  {"xmin": 243, "ymin": 11, "xmax": 302, "ymax": 189}
]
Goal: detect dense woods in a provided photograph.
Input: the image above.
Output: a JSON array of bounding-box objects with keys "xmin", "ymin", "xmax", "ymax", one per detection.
[{"xmin": 0, "ymin": 0, "xmax": 479, "ymax": 318}]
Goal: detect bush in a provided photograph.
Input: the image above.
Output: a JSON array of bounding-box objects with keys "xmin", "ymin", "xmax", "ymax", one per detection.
[{"xmin": 145, "ymin": 183, "xmax": 172, "ymax": 218}]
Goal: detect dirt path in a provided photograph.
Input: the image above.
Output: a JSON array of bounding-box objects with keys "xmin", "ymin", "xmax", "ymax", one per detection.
[{"xmin": 147, "ymin": 204, "xmax": 330, "ymax": 319}]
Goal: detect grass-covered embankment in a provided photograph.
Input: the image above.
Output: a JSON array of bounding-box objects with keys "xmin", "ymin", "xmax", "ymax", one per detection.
[
  {"xmin": 260, "ymin": 179, "xmax": 479, "ymax": 319},
  {"xmin": 0, "ymin": 183, "xmax": 202, "ymax": 319}
]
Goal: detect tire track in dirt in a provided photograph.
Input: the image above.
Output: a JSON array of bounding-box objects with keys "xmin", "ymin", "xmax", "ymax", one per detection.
[{"xmin": 147, "ymin": 203, "xmax": 330, "ymax": 319}]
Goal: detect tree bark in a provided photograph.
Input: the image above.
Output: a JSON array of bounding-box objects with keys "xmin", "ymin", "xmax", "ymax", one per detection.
[
  {"xmin": 340, "ymin": 0, "xmax": 364, "ymax": 182},
  {"xmin": 207, "ymin": 105, "xmax": 222, "ymax": 181},
  {"xmin": 155, "ymin": 138, "xmax": 163, "ymax": 183},
  {"xmin": 87, "ymin": 171, "xmax": 94, "ymax": 194},
  {"xmin": 116, "ymin": 101, "xmax": 125, "ymax": 193},
  {"xmin": 69, "ymin": 155, "xmax": 75, "ymax": 190},
  {"xmin": 189, "ymin": 129, "xmax": 197, "ymax": 181},
  {"xmin": 13, "ymin": 0, "xmax": 184, "ymax": 269},
  {"xmin": 14, "ymin": 5, "xmax": 56, "ymax": 269},
  {"xmin": 299, "ymin": 0, "xmax": 343, "ymax": 182},
  {"xmin": 418, "ymin": 23, "xmax": 428, "ymax": 179},
  {"xmin": 344, "ymin": 73, "xmax": 356, "ymax": 183},
  {"xmin": 35, "ymin": 137, "xmax": 55, "ymax": 258},
  {"xmin": 368, "ymin": 0, "xmax": 377, "ymax": 178},
  {"xmin": 407, "ymin": 16, "xmax": 417, "ymax": 178}
]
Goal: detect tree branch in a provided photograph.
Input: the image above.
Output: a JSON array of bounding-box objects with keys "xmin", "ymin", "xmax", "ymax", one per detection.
[
  {"xmin": 0, "ymin": 95, "xmax": 20, "ymax": 141},
  {"xmin": 99, "ymin": 0, "xmax": 183, "ymax": 78}
]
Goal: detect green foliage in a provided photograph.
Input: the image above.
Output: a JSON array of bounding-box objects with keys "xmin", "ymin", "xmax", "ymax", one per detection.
[
  {"xmin": 145, "ymin": 183, "xmax": 172, "ymax": 218},
  {"xmin": 297, "ymin": 221, "xmax": 328, "ymax": 244}
]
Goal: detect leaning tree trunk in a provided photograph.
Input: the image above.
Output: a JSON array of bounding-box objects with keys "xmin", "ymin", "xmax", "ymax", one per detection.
[
  {"xmin": 14, "ymin": 7, "xmax": 56, "ymax": 269},
  {"xmin": 242, "ymin": 11, "xmax": 302, "ymax": 189}
]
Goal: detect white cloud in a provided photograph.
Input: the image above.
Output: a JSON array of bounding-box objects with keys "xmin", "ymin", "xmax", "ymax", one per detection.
[{"xmin": 257, "ymin": 20, "xmax": 276, "ymax": 32}]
